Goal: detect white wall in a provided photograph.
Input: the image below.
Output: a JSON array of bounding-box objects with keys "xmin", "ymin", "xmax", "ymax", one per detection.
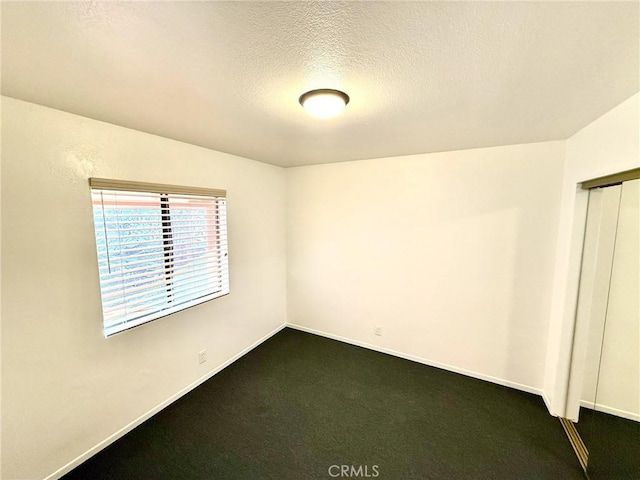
[
  {"xmin": 287, "ymin": 141, "xmax": 565, "ymax": 393},
  {"xmin": 544, "ymin": 92, "xmax": 640, "ymax": 416},
  {"xmin": 1, "ymin": 97, "xmax": 287, "ymax": 480}
]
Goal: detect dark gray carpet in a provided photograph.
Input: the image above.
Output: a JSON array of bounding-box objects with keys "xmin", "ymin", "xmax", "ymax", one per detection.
[
  {"xmin": 62, "ymin": 328, "xmax": 584, "ymax": 479},
  {"xmin": 576, "ymin": 407, "xmax": 640, "ymax": 479}
]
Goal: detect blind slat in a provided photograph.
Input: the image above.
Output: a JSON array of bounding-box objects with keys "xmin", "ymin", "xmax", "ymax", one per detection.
[
  {"xmin": 103, "ymin": 279, "xmax": 230, "ymax": 316},
  {"xmin": 95, "ymin": 216, "xmax": 223, "ymax": 224},
  {"xmin": 98, "ymin": 250, "xmax": 227, "ymax": 279},
  {"xmin": 102, "ymin": 272, "xmax": 229, "ymax": 306},
  {"xmin": 103, "ymin": 281, "xmax": 230, "ymax": 323},
  {"xmin": 95, "ymin": 239, "xmax": 228, "ymax": 258},
  {"xmin": 100, "ymin": 266, "xmax": 229, "ymax": 300},
  {"xmin": 103, "ymin": 288, "xmax": 230, "ymax": 335},
  {"xmin": 95, "ymin": 235, "xmax": 228, "ymax": 251},
  {"xmin": 96, "ymin": 245, "xmax": 228, "ymax": 271}
]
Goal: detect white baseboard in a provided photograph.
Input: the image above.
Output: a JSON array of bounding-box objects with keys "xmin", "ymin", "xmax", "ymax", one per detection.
[
  {"xmin": 47, "ymin": 322, "xmax": 557, "ymax": 480},
  {"xmin": 580, "ymin": 400, "xmax": 640, "ymax": 422},
  {"xmin": 46, "ymin": 323, "xmax": 286, "ymax": 480},
  {"xmin": 286, "ymin": 323, "xmax": 544, "ymax": 398},
  {"xmin": 541, "ymin": 391, "xmax": 555, "ymax": 416}
]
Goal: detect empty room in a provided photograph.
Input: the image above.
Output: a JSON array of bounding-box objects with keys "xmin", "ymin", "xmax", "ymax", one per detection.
[{"xmin": 1, "ymin": 2, "xmax": 639, "ymax": 479}]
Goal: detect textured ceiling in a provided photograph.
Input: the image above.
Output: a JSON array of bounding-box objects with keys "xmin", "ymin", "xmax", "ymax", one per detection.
[{"xmin": 2, "ymin": 1, "xmax": 639, "ymax": 167}]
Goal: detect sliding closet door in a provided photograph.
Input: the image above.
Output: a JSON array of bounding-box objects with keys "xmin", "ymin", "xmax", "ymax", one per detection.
[
  {"xmin": 566, "ymin": 186, "xmax": 621, "ymax": 423},
  {"xmin": 587, "ymin": 178, "xmax": 640, "ymax": 479}
]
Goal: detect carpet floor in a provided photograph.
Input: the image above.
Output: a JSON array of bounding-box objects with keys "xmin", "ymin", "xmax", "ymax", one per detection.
[
  {"xmin": 575, "ymin": 407, "xmax": 640, "ymax": 479},
  {"xmin": 62, "ymin": 328, "xmax": 584, "ymax": 480}
]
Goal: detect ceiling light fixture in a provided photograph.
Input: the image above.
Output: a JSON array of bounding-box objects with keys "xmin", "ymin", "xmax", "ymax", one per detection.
[{"xmin": 299, "ymin": 89, "xmax": 350, "ymax": 119}]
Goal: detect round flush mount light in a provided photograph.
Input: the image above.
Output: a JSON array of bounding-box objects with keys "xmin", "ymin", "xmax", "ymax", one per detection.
[{"xmin": 299, "ymin": 89, "xmax": 350, "ymax": 119}]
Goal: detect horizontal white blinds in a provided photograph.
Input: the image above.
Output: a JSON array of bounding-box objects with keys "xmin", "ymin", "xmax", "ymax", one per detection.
[{"xmin": 90, "ymin": 181, "xmax": 229, "ymax": 337}]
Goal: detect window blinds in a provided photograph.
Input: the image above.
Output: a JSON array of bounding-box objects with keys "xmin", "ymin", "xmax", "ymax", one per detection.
[{"xmin": 89, "ymin": 179, "xmax": 229, "ymax": 336}]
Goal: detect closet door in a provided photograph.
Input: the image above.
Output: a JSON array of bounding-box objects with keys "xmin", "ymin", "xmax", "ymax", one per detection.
[
  {"xmin": 587, "ymin": 178, "xmax": 640, "ymax": 479},
  {"xmin": 566, "ymin": 185, "xmax": 621, "ymax": 424}
]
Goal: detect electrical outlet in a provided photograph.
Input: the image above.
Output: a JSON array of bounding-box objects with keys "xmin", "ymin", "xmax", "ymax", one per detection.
[
  {"xmin": 375, "ymin": 326, "xmax": 382, "ymax": 336},
  {"xmin": 198, "ymin": 349, "xmax": 207, "ymax": 364}
]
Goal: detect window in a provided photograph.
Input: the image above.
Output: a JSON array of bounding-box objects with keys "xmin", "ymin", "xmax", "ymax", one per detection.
[{"xmin": 89, "ymin": 178, "xmax": 229, "ymax": 336}]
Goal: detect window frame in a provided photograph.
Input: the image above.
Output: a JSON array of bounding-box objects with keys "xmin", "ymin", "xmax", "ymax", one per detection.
[{"xmin": 89, "ymin": 178, "xmax": 229, "ymax": 337}]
